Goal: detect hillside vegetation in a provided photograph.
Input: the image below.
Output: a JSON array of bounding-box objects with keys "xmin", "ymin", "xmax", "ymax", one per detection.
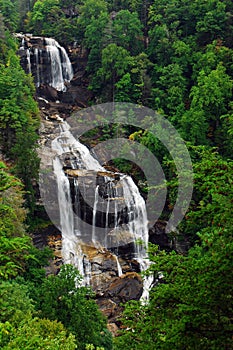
[{"xmin": 0, "ymin": 1, "xmax": 232, "ymax": 349}]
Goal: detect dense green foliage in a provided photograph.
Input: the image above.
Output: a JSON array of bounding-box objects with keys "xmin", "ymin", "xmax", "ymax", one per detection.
[
  {"xmin": 0, "ymin": 0, "xmax": 232, "ymax": 349},
  {"xmin": 114, "ymin": 148, "xmax": 233, "ymax": 349},
  {"xmin": 0, "ymin": 279, "xmax": 77, "ymax": 349},
  {"xmin": 0, "ymin": 161, "xmax": 111, "ymax": 349},
  {"xmin": 0, "ymin": 18, "xmax": 40, "ymax": 211},
  {"xmin": 36, "ymin": 264, "xmax": 112, "ymax": 350},
  {"xmin": 24, "ymin": 0, "xmax": 233, "ymax": 154},
  {"xmin": 0, "ymin": 161, "xmax": 33, "ymax": 279}
]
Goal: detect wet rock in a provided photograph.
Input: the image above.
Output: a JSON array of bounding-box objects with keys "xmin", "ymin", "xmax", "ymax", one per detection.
[
  {"xmin": 58, "ymin": 85, "xmax": 93, "ymax": 107},
  {"xmin": 97, "ymin": 299, "xmax": 118, "ymax": 318},
  {"xmin": 108, "ymin": 272, "xmax": 143, "ymax": 303},
  {"xmin": 17, "ymin": 34, "xmax": 92, "ymax": 109},
  {"xmin": 149, "ymin": 220, "xmax": 173, "ymax": 251},
  {"xmin": 37, "ymin": 85, "xmax": 59, "ymax": 101},
  {"xmin": 149, "ymin": 220, "xmax": 190, "ymax": 253},
  {"xmin": 107, "ymin": 228, "xmax": 135, "ymax": 250}
]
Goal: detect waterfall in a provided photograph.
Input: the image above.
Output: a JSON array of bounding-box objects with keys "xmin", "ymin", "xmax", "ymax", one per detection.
[
  {"xmin": 138, "ymin": 258, "xmax": 154, "ymax": 303},
  {"xmin": 34, "ymin": 48, "xmax": 40, "ymax": 88},
  {"xmin": 45, "ymin": 38, "xmax": 73, "ymax": 91},
  {"xmin": 53, "ymin": 156, "xmax": 84, "ymax": 274},
  {"xmin": 26, "ymin": 49, "xmax": 31, "ymax": 74},
  {"xmin": 92, "ymin": 185, "xmax": 99, "ymax": 245},
  {"xmin": 114, "ymin": 254, "xmax": 123, "ymax": 277},
  {"xmin": 17, "ymin": 32, "xmax": 153, "ymax": 300},
  {"xmin": 122, "ymin": 176, "xmax": 148, "ymax": 260},
  {"xmin": 51, "ymin": 121, "xmax": 151, "ymax": 296},
  {"xmin": 18, "ymin": 34, "xmax": 73, "ymax": 91}
]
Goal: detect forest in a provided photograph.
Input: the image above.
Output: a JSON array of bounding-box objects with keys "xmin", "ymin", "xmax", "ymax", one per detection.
[{"xmin": 0, "ymin": 0, "xmax": 233, "ymax": 349}]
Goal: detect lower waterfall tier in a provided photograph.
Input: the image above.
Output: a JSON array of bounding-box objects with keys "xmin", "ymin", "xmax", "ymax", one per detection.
[
  {"xmin": 39, "ymin": 118, "xmax": 152, "ymax": 305},
  {"xmin": 38, "ymin": 111, "xmax": 186, "ymax": 332}
]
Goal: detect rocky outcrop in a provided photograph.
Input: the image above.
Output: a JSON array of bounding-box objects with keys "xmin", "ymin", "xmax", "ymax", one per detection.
[
  {"xmin": 65, "ymin": 169, "xmax": 121, "ymax": 180},
  {"xmin": 80, "ymin": 244, "xmax": 143, "ymax": 327},
  {"xmin": 149, "ymin": 220, "xmax": 190, "ymax": 253},
  {"xmin": 108, "ymin": 272, "xmax": 143, "ymax": 302}
]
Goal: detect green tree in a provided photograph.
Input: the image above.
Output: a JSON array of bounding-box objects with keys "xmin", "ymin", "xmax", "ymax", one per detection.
[
  {"xmin": 192, "ymin": 40, "xmax": 233, "ymax": 82},
  {"xmin": 2, "ymin": 317, "xmax": 77, "ymax": 350},
  {"xmin": 0, "ymin": 0, "xmax": 20, "ymax": 31},
  {"xmin": 112, "ymin": 10, "xmax": 143, "ymax": 55},
  {"xmin": 0, "ymin": 46, "xmax": 40, "ymax": 209},
  {"xmin": 152, "ymin": 63, "xmax": 187, "ymax": 125},
  {"xmin": 164, "ymin": 145, "xmax": 233, "ymax": 239},
  {"xmin": 84, "ymin": 12, "xmax": 109, "ymax": 74},
  {"xmin": 0, "ymin": 280, "xmax": 77, "ymax": 349},
  {"xmin": 91, "ymin": 43, "xmax": 132, "ymax": 101},
  {"xmin": 115, "ymin": 52, "xmax": 152, "ymax": 104},
  {"xmin": 147, "ymin": 23, "xmax": 175, "ymax": 65},
  {"xmin": 26, "ymin": 0, "xmax": 61, "ymax": 34},
  {"xmin": 195, "ymin": 0, "xmax": 227, "ymax": 45},
  {"xmin": 0, "ymin": 280, "xmax": 34, "ymax": 325},
  {"xmin": 37, "ymin": 264, "xmax": 112, "ymax": 350},
  {"xmin": 147, "ymin": 0, "xmax": 189, "ymax": 64},
  {"xmin": 181, "ymin": 63, "xmax": 232, "ymax": 146},
  {"xmin": 78, "ymin": 0, "xmax": 107, "ymax": 41},
  {"xmin": 0, "ymin": 161, "xmax": 35, "ymax": 279}
]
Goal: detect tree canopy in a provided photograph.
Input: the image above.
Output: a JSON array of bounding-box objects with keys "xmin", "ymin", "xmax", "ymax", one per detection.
[{"xmin": 0, "ymin": 1, "xmax": 232, "ymax": 349}]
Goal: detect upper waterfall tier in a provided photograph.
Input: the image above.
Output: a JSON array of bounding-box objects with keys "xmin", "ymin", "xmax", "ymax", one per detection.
[{"xmin": 17, "ymin": 34, "xmax": 74, "ymax": 91}]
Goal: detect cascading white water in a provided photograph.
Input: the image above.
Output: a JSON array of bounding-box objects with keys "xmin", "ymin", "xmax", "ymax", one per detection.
[
  {"xmin": 19, "ymin": 35, "xmax": 73, "ymax": 91},
  {"xmin": 105, "ymin": 195, "xmax": 110, "ymax": 247},
  {"xmin": 92, "ymin": 185, "xmax": 99, "ymax": 244},
  {"xmin": 122, "ymin": 176, "xmax": 151, "ymax": 301},
  {"xmin": 34, "ymin": 48, "xmax": 40, "ymax": 88},
  {"xmin": 26, "ymin": 49, "xmax": 31, "ymax": 74},
  {"xmin": 45, "ymin": 38, "xmax": 73, "ymax": 91},
  {"xmin": 53, "ymin": 156, "xmax": 85, "ymax": 278},
  {"xmin": 114, "ymin": 254, "xmax": 123, "ymax": 277},
  {"xmin": 18, "ymin": 32, "xmax": 153, "ymax": 299},
  {"xmin": 46, "ymin": 44, "xmax": 64, "ymax": 91},
  {"xmin": 51, "ymin": 121, "xmax": 151, "ymax": 298},
  {"xmin": 122, "ymin": 176, "xmax": 148, "ymax": 260}
]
